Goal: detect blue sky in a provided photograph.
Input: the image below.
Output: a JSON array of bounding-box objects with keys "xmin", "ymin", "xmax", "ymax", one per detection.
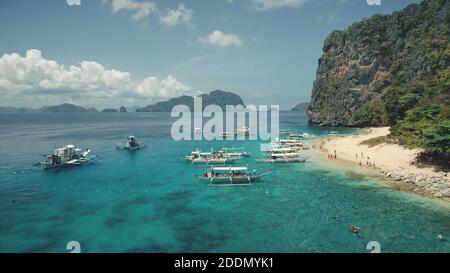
[{"xmin": 0, "ymin": 0, "xmax": 420, "ymax": 109}]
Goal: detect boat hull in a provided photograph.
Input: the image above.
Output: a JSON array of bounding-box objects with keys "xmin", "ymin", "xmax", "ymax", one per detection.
[
  {"xmin": 193, "ymin": 172, "xmax": 271, "ymax": 186},
  {"xmin": 186, "ymin": 158, "xmax": 240, "ymax": 165}
]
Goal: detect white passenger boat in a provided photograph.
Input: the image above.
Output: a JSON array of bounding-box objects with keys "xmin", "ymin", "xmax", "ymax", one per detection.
[
  {"xmin": 194, "ymin": 166, "xmax": 271, "ymax": 186},
  {"xmin": 328, "ymin": 131, "xmax": 339, "ymax": 137},
  {"xmin": 256, "ymin": 150, "xmax": 308, "ymax": 164},
  {"xmin": 273, "ymin": 129, "xmax": 290, "ymax": 136},
  {"xmin": 184, "ymin": 149, "xmax": 241, "ymax": 165},
  {"xmin": 257, "ymin": 157, "xmax": 307, "ymax": 164},
  {"xmin": 116, "ymin": 135, "xmax": 146, "ymax": 151},
  {"xmin": 219, "ymin": 147, "xmax": 250, "ymax": 157},
  {"xmin": 265, "ymin": 147, "xmax": 300, "ymax": 154},
  {"xmin": 36, "ymin": 144, "xmax": 95, "ymax": 170},
  {"xmin": 288, "ymin": 133, "xmax": 311, "ymax": 139}
]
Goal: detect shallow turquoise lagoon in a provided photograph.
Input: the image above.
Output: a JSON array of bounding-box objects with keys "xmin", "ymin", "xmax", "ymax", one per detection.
[{"xmin": 0, "ymin": 112, "xmax": 449, "ymax": 252}]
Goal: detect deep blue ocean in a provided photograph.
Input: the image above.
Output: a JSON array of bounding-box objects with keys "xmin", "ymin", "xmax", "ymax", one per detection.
[{"xmin": 0, "ymin": 112, "xmax": 449, "ymax": 253}]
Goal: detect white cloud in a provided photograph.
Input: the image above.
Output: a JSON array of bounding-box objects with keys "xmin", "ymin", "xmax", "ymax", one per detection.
[
  {"xmin": 199, "ymin": 30, "xmax": 242, "ymax": 48},
  {"xmin": 159, "ymin": 4, "xmax": 193, "ymax": 27},
  {"xmin": 103, "ymin": 0, "xmax": 156, "ymax": 21},
  {"xmin": 252, "ymin": 0, "xmax": 306, "ymax": 10},
  {"xmin": 136, "ymin": 75, "xmax": 190, "ymax": 98},
  {"xmin": 0, "ymin": 49, "xmax": 191, "ymax": 106}
]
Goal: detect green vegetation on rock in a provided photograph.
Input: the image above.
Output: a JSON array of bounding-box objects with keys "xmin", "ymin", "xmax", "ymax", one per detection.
[{"xmin": 308, "ymin": 0, "xmax": 449, "ymax": 166}]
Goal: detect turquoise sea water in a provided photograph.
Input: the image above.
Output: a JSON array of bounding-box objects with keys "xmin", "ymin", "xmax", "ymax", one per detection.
[{"xmin": 0, "ymin": 112, "xmax": 449, "ymax": 253}]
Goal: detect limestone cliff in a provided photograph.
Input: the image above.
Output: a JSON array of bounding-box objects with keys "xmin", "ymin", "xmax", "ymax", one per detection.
[{"xmin": 307, "ymin": 0, "xmax": 449, "ymax": 126}]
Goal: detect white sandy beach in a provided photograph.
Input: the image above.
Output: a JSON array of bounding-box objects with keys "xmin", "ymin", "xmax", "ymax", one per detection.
[{"xmin": 314, "ymin": 127, "xmax": 450, "ymax": 199}]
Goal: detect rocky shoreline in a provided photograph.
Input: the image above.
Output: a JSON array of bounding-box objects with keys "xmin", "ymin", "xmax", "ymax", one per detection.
[{"xmin": 382, "ymin": 170, "xmax": 450, "ymax": 199}]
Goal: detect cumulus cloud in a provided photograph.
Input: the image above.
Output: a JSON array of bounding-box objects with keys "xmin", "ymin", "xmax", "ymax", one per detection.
[
  {"xmin": 252, "ymin": 0, "xmax": 306, "ymax": 10},
  {"xmin": 159, "ymin": 4, "xmax": 193, "ymax": 27},
  {"xmin": 0, "ymin": 49, "xmax": 191, "ymax": 106},
  {"xmin": 199, "ymin": 30, "xmax": 242, "ymax": 48},
  {"xmin": 103, "ymin": 0, "xmax": 156, "ymax": 21}
]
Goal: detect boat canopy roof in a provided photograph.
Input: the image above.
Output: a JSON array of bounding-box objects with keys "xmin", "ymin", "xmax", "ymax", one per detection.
[
  {"xmin": 271, "ymin": 153, "xmax": 300, "ymax": 157},
  {"xmin": 270, "ymin": 147, "xmax": 295, "ymax": 152},
  {"xmin": 211, "ymin": 166, "xmax": 248, "ymax": 171}
]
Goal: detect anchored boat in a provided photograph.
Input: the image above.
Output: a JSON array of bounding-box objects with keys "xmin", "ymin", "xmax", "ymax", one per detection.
[
  {"xmin": 36, "ymin": 144, "xmax": 95, "ymax": 170},
  {"xmin": 288, "ymin": 133, "xmax": 310, "ymax": 140},
  {"xmin": 194, "ymin": 166, "xmax": 271, "ymax": 186},
  {"xmin": 256, "ymin": 156, "xmax": 306, "ymax": 164},
  {"xmin": 116, "ymin": 135, "xmax": 146, "ymax": 151},
  {"xmin": 219, "ymin": 147, "xmax": 250, "ymax": 158},
  {"xmin": 184, "ymin": 149, "xmax": 241, "ymax": 165}
]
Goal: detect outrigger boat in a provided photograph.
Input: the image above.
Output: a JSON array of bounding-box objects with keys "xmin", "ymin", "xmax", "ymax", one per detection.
[
  {"xmin": 218, "ymin": 127, "xmax": 253, "ymax": 138},
  {"xmin": 36, "ymin": 144, "xmax": 94, "ymax": 170},
  {"xmin": 194, "ymin": 166, "xmax": 271, "ymax": 186},
  {"xmin": 233, "ymin": 127, "xmax": 251, "ymax": 137},
  {"xmin": 328, "ymin": 131, "xmax": 339, "ymax": 137},
  {"xmin": 256, "ymin": 154, "xmax": 309, "ymax": 164},
  {"xmin": 264, "ymin": 147, "xmax": 301, "ymax": 153},
  {"xmin": 273, "ymin": 129, "xmax": 290, "ymax": 136},
  {"xmin": 288, "ymin": 133, "xmax": 310, "ymax": 140},
  {"xmin": 219, "ymin": 147, "xmax": 250, "ymax": 158},
  {"xmin": 184, "ymin": 149, "xmax": 241, "ymax": 165},
  {"xmin": 116, "ymin": 135, "xmax": 146, "ymax": 151}
]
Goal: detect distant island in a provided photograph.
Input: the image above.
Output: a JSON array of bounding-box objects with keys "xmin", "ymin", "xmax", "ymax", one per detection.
[
  {"xmin": 291, "ymin": 102, "xmax": 309, "ymax": 112},
  {"xmin": 0, "ymin": 104, "xmax": 135, "ymax": 113},
  {"xmin": 136, "ymin": 90, "xmax": 244, "ymax": 112},
  {"xmin": 307, "ymin": 0, "xmax": 449, "ymax": 167},
  {"xmin": 0, "ymin": 103, "xmax": 97, "ymax": 113},
  {"xmin": 102, "ymin": 108, "xmax": 118, "ymax": 113}
]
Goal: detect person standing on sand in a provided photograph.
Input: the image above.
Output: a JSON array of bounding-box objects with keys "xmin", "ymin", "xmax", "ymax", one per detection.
[
  {"xmin": 361, "ymin": 152, "xmax": 364, "ymax": 158},
  {"xmin": 356, "ymin": 153, "xmax": 358, "ymax": 158}
]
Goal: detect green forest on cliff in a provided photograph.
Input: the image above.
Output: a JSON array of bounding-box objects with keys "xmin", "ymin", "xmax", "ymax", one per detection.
[
  {"xmin": 310, "ymin": 0, "xmax": 449, "ymax": 167},
  {"xmin": 352, "ymin": 0, "xmax": 449, "ymax": 166}
]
